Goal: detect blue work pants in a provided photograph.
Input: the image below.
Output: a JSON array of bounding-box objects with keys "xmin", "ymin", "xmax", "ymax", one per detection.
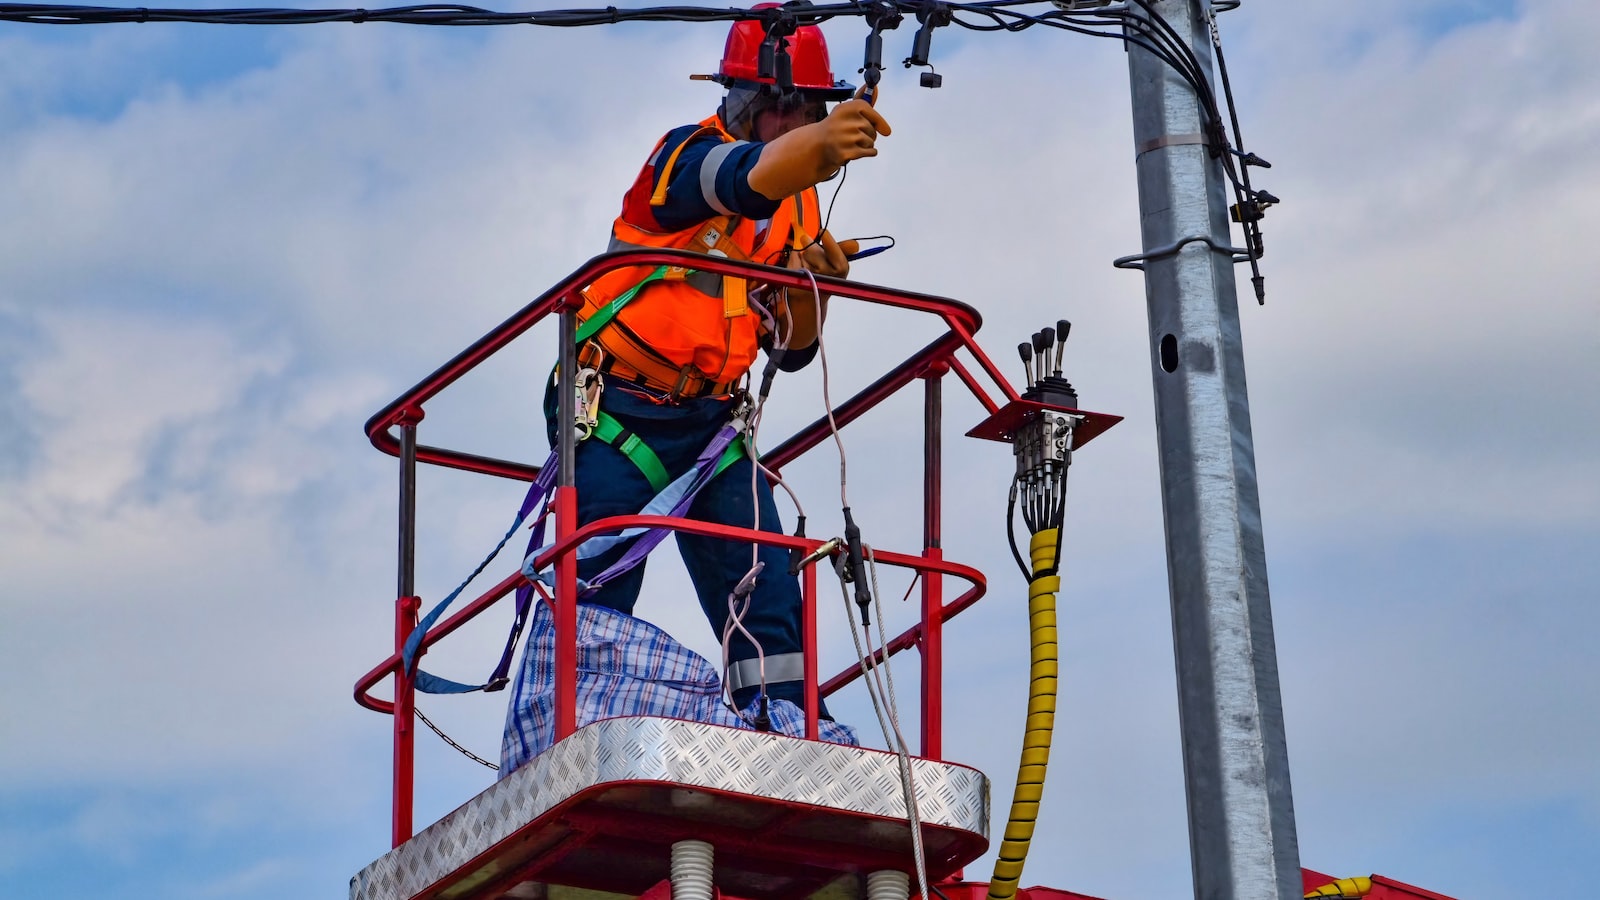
[{"xmin": 544, "ymin": 377, "xmax": 822, "ymax": 715}]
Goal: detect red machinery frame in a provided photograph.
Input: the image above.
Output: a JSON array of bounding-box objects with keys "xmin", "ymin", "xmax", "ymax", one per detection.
[{"xmin": 353, "ymin": 249, "xmax": 1038, "ymax": 848}]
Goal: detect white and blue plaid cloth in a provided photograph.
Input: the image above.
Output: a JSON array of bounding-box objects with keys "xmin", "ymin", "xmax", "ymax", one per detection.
[{"xmin": 500, "ymin": 602, "xmax": 858, "ymax": 774}]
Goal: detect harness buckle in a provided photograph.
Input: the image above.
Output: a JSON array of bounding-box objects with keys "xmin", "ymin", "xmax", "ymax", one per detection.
[{"xmin": 670, "ymin": 365, "xmax": 695, "ymax": 401}]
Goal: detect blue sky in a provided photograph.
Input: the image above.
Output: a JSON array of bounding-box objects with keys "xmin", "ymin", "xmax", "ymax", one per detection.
[{"xmin": 2, "ymin": 2, "xmax": 1596, "ymax": 899}]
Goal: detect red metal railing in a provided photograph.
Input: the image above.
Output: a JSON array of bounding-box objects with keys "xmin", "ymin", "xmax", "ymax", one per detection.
[{"xmin": 354, "ymin": 249, "xmax": 1018, "ymax": 846}]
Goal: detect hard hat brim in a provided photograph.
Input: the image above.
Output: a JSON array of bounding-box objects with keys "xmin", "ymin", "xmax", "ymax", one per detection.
[{"xmin": 700, "ymin": 74, "xmax": 857, "ymax": 102}]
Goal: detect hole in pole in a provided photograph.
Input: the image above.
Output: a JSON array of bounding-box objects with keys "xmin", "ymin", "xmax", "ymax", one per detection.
[{"xmin": 1159, "ymin": 334, "xmax": 1179, "ymax": 373}]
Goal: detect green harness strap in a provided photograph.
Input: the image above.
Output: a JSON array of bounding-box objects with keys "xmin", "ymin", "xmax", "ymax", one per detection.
[
  {"xmin": 574, "ymin": 265, "xmax": 670, "ymax": 345},
  {"xmin": 579, "ymin": 264, "xmax": 746, "ymax": 491},
  {"xmin": 592, "ymin": 410, "xmax": 746, "ymax": 494}
]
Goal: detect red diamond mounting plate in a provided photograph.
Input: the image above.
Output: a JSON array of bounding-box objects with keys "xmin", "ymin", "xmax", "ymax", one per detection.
[{"xmin": 966, "ymin": 400, "xmax": 1123, "ymax": 448}]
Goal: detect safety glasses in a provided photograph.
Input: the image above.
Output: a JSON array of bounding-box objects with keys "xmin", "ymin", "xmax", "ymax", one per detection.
[{"xmin": 771, "ymin": 92, "xmax": 830, "ymax": 124}]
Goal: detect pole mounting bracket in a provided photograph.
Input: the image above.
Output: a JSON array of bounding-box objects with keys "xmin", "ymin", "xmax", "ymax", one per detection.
[{"xmin": 1112, "ymin": 233, "xmax": 1250, "ymax": 271}]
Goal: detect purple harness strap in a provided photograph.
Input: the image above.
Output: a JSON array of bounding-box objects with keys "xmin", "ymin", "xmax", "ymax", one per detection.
[{"xmin": 579, "ymin": 421, "xmax": 743, "ymax": 590}]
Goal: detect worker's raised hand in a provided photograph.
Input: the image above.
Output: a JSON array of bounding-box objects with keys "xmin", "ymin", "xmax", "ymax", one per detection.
[
  {"xmin": 748, "ymin": 86, "xmax": 894, "ymax": 201},
  {"xmin": 816, "ymin": 94, "xmax": 892, "ymax": 171}
]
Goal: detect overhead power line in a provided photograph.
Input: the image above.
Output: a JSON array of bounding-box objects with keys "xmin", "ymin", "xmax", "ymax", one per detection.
[{"xmin": 0, "ymin": 0, "xmax": 1271, "ymax": 296}]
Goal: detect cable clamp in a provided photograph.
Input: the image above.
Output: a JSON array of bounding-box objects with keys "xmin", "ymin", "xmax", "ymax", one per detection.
[
  {"xmin": 903, "ymin": 0, "xmax": 949, "ymax": 86},
  {"xmin": 859, "ymin": 0, "xmax": 903, "ymax": 91},
  {"xmin": 1230, "ymin": 189, "xmax": 1280, "ymax": 224},
  {"xmin": 1112, "ymin": 233, "xmax": 1250, "ymax": 271}
]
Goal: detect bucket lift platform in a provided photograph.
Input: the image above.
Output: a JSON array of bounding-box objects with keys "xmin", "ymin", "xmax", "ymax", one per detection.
[
  {"xmin": 351, "ymin": 717, "xmax": 990, "ymax": 900},
  {"xmin": 350, "ymin": 251, "xmax": 1052, "ymax": 900}
]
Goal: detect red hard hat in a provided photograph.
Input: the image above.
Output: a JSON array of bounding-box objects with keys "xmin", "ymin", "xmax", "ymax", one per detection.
[{"xmin": 713, "ymin": 3, "xmax": 855, "ymax": 99}]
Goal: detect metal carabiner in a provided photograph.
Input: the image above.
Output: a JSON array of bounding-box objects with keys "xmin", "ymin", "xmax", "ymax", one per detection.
[
  {"xmin": 573, "ymin": 367, "xmax": 603, "ymax": 441},
  {"xmin": 727, "ymin": 389, "xmax": 756, "ymax": 434}
]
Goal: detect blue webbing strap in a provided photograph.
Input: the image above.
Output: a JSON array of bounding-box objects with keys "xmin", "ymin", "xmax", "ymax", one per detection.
[
  {"xmin": 402, "ymin": 448, "xmax": 558, "ymax": 695},
  {"xmin": 409, "ymin": 420, "xmax": 738, "ymax": 695}
]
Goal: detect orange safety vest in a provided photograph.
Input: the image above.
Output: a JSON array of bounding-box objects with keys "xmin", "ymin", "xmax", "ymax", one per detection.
[{"xmin": 579, "ymin": 115, "xmax": 822, "ymax": 395}]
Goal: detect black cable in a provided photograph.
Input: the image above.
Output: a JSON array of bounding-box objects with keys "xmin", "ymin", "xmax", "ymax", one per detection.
[
  {"xmin": 0, "ymin": 0, "xmax": 1091, "ymax": 27},
  {"xmin": 1206, "ymin": 8, "xmax": 1269, "ymax": 301},
  {"xmin": 1047, "ymin": 470, "xmax": 1066, "ymax": 578},
  {"xmin": 1005, "ymin": 482, "xmax": 1029, "ymax": 581},
  {"xmin": 0, "ymin": 0, "xmax": 1266, "ymax": 203},
  {"xmin": 791, "ymin": 160, "xmax": 850, "ymax": 260}
]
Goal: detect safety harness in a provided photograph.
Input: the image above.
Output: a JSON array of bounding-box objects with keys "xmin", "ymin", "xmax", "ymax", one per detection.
[
  {"xmin": 403, "ymin": 119, "xmax": 811, "ymax": 696},
  {"xmin": 401, "ymin": 280, "xmax": 758, "ymax": 697}
]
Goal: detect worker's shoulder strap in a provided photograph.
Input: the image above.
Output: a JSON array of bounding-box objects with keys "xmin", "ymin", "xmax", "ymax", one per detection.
[
  {"xmin": 591, "ymin": 409, "xmax": 745, "ymax": 495},
  {"xmin": 649, "ymin": 121, "xmax": 732, "ymax": 208}
]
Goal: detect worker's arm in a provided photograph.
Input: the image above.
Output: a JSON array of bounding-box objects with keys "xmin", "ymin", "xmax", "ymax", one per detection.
[
  {"xmin": 747, "ymin": 99, "xmax": 892, "ymax": 201},
  {"xmin": 634, "ymin": 127, "xmax": 784, "ymax": 232}
]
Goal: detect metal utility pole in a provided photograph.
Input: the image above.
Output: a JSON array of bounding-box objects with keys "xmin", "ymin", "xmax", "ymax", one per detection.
[{"xmin": 1122, "ymin": 2, "xmax": 1302, "ymax": 898}]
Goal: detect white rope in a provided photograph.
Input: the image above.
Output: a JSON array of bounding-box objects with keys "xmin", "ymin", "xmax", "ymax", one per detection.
[
  {"xmin": 867, "ymin": 547, "xmax": 931, "ymax": 900},
  {"xmin": 802, "ymin": 266, "xmax": 927, "ymax": 897},
  {"xmin": 835, "ymin": 556, "xmax": 930, "ymax": 900},
  {"xmin": 803, "ymin": 268, "xmax": 851, "ymax": 509}
]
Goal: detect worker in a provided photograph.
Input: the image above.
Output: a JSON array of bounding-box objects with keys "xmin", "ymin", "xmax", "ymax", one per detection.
[{"xmin": 505, "ymin": 8, "xmax": 891, "ymax": 765}]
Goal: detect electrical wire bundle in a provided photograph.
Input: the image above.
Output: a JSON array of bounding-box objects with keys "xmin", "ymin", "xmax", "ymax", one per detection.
[{"xmin": 0, "ymin": 0, "xmax": 1276, "ymax": 297}]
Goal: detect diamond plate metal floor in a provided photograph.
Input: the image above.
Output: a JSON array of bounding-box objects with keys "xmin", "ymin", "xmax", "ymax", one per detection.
[{"xmin": 351, "ymin": 717, "xmax": 990, "ymax": 900}]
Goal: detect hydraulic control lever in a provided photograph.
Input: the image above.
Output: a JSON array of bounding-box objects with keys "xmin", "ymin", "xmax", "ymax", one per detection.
[
  {"xmin": 1026, "ymin": 319, "xmax": 1078, "ymax": 409},
  {"xmin": 1012, "ymin": 319, "xmax": 1083, "ymax": 542}
]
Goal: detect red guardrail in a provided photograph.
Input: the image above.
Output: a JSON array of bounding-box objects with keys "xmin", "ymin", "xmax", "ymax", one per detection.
[{"xmin": 355, "ymin": 249, "xmax": 1017, "ymax": 846}]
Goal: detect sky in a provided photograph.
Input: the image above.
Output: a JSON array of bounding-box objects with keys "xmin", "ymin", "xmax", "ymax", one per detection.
[{"xmin": 1, "ymin": 1, "xmax": 1595, "ymax": 898}]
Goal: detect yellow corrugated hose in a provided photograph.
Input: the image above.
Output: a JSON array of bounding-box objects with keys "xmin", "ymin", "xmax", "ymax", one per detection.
[
  {"xmin": 1305, "ymin": 876, "xmax": 1373, "ymax": 898},
  {"xmin": 986, "ymin": 528, "xmax": 1060, "ymax": 900}
]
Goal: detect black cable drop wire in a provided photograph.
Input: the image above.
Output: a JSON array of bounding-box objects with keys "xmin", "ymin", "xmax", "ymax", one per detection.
[
  {"xmin": 1206, "ymin": 6, "xmax": 1270, "ymax": 302},
  {"xmin": 1121, "ymin": 0, "xmax": 1274, "ymax": 301},
  {"xmin": 980, "ymin": 0, "xmax": 1273, "ymax": 301},
  {"xmin": 0, "ymin": 0, "xmax": 1268, "ymax": 206},
  {"xmin": 0, "ymin": 0, "xmax": 1166, "ymax": 28}
]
